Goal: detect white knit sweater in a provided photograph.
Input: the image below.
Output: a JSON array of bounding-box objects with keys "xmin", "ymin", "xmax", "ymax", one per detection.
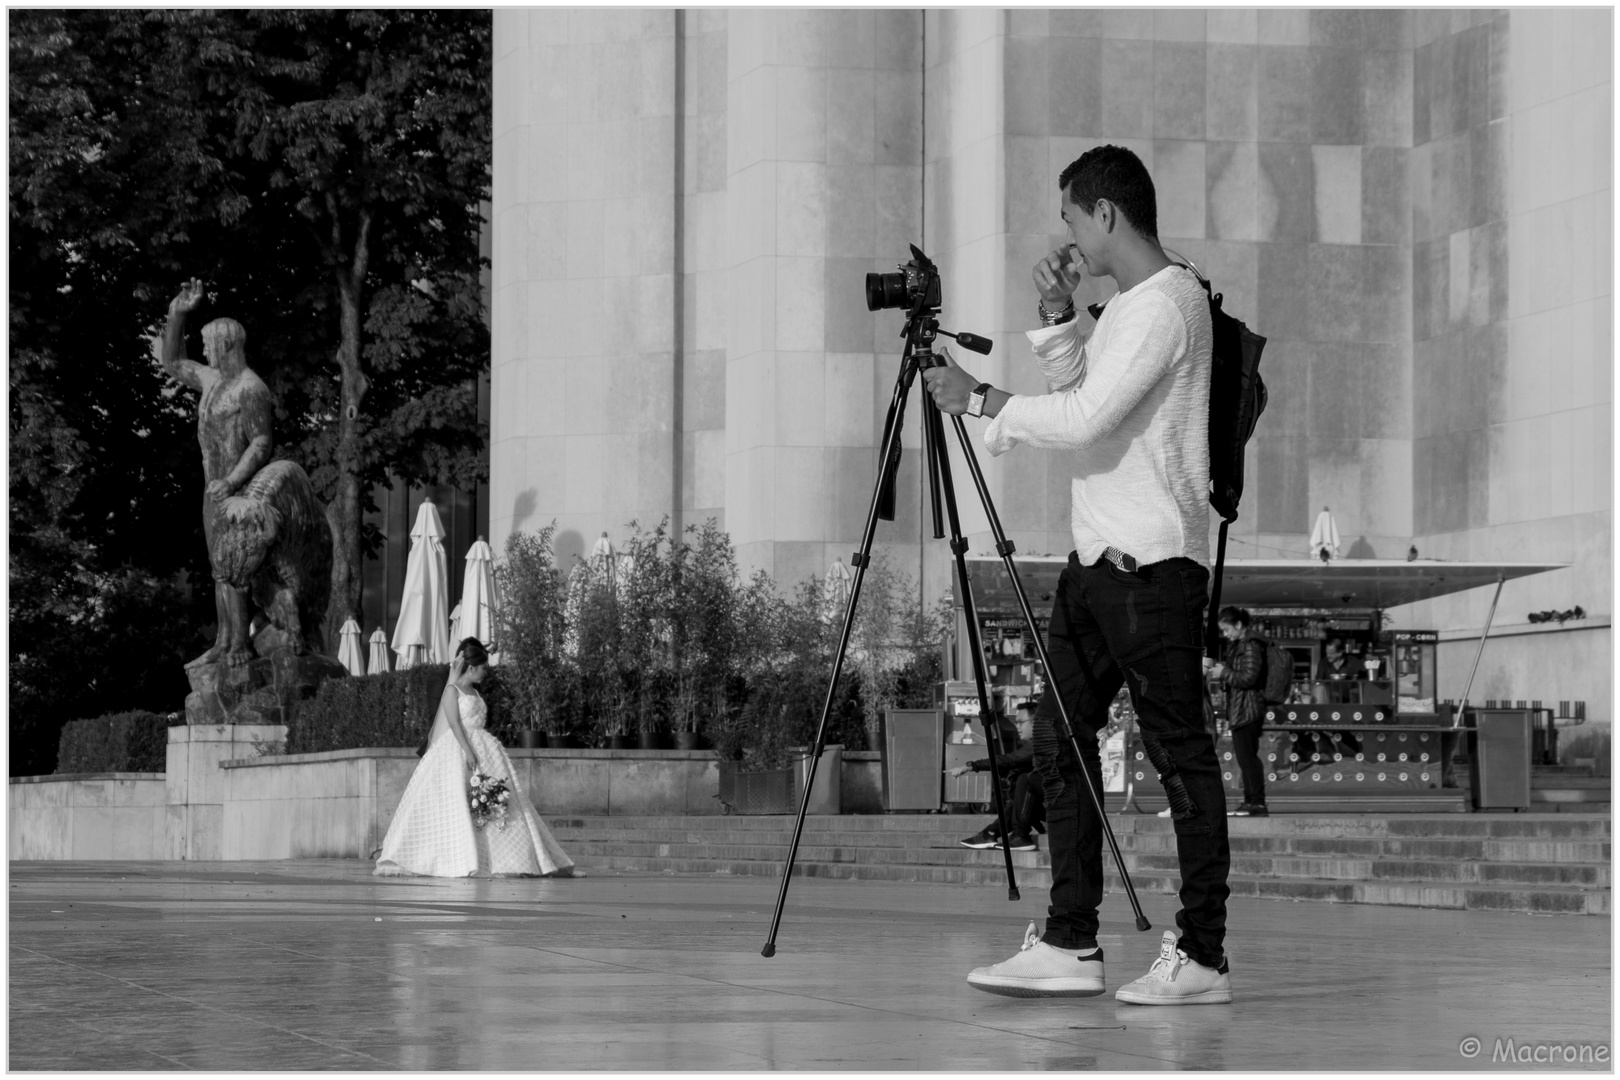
[{"xmin": 984, "ymin": 264, "xmax": 1213, "ymax": 569}]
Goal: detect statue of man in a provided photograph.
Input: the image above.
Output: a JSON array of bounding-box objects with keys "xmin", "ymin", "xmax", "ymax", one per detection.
[{"xmin": 158, "ymin": 279, "xmax": 275, "ymax": 665}]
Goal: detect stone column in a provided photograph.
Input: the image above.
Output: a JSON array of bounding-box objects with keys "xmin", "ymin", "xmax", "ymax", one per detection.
[{"xmin": 166, "ymin": 724, "xmax": 286, "ymax": 861}]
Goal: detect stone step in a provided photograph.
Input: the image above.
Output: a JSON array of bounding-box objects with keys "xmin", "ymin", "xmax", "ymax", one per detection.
[
  {"xmin": 550, "ymin": 813, "xmax": 1611, "ymax": 840},
  {"xmin": 556, "ymin": 837, "xmax": 1608, "ymax": 889},
  {"xmin": 1532, "ymin": 775, "xmax": 1610, "ymax": 789},
  {"xmin": 564, "ymin": 854, "xmax": 1610, "ymax": 916},
  {"xmin": 553, "ymin": 826, "xmax": 1610, "ymax": 866}
]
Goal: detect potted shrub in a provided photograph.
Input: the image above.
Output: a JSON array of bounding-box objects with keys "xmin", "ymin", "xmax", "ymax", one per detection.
[
  {"xmin": 715, "ymin": 577, "xmax": 864, "ymax": 813},
  {"xmin": 567, "ymin": 544, "xmax": 634, "ymax": 748},
  {"xmin": 494, "ymin": 523, "xmax": 569, "ymax": 749},
  {"xmin": 620, "ymin": 519, "xmax": 676, "ymax": 749},
  {"xmin": 671, "ymin": 520, "xmax": 745, "ymax": 751}
]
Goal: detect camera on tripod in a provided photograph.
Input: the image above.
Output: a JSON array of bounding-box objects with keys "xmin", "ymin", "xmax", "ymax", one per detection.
[{"xmin": 866, "ymin": 243, "xmax": 941, "ymax": 312}]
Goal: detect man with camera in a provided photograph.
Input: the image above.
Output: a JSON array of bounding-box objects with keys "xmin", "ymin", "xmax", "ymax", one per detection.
[{"xmin": 922, "ymin": 145, "xmax": 1232, "ymax": 1005}]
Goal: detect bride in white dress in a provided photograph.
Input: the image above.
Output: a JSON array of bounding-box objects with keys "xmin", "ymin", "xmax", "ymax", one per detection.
[{"xmin": 375, "ymin": 637, "xmax": 577, "ymax": 878}]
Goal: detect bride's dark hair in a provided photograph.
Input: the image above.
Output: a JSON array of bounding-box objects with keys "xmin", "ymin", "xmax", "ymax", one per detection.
[{"xmin": 456, "ymin": 637, "xmax": 489, "ymax": 666}]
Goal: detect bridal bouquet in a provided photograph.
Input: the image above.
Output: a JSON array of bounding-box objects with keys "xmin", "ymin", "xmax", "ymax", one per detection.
[{"xmin": 468, "ymin": 770, "xmax": 511, "ymax": 830}]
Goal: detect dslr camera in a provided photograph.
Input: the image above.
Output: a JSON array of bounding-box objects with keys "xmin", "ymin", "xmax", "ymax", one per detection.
[{"xmin": 866, "ymin": 243, "xmax": 941, "ymax": 312}]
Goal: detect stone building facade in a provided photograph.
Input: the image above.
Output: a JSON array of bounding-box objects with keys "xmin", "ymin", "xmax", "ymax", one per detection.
[{"xmin": 490, "ymin": 9, "xmax": 1611, "ymax": 720}]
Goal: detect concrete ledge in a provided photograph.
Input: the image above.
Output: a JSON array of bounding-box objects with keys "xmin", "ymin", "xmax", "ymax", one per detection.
[
  {"xmin": 12, "ymin": 748, "xmax": 892, "ymax": 860},
  {"xmin": 11, "ymin": 773, "xmax": 165, "ymax": 784},
  {"xmin": 8, "ymin": 775, "xmax": 168, "ymax": 860}
]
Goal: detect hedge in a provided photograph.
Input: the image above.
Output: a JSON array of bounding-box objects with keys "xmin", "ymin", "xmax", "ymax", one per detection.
[
  {"xmin": 55, "ymin": 711, "xmax": 174, "ymax": 774},
  {"xmin": 285, "ymin": 665, "xmax": 519, "ymax": 754}
]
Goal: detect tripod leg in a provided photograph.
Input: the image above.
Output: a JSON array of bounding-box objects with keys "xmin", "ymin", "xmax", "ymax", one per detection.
[
  {"xmin": 923, "ymin": 403, "xmax": 1019, "ymax": 901},
  {"xmin": 943, "ymin": 412, "xmax": 1152, "ymax": 933},
  {"xmin": 761, "ymin": 350, "xmax": 923, "ymax": 958}
]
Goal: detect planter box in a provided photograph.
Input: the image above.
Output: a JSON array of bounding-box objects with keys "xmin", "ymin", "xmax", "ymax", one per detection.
[{"xmin": 719, "ymin": 746, "xmax": 842, "ymax": 814}]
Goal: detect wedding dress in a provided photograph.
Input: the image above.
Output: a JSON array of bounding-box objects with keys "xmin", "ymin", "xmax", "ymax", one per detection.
[{"xmin": 375, "ymin": 686, "xmax": 576, "ymax": 878}]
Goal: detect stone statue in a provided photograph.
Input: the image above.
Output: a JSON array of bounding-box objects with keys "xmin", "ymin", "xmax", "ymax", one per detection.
[{"xmin": 158, "ymin": 279, "xmax": 344, "ymax": 725}]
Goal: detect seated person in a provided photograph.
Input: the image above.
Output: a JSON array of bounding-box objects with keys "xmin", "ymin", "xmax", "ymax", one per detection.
[{"xmin": 955, "ymin": 703, "xmax": 1045, "ymax": 851}]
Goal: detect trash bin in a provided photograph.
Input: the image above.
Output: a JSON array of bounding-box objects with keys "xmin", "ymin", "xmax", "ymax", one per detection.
[
  {"xmin": 791, "ymin": 744, "xmax": 843, "ymax": 815},
  {"xmin": 1467, "ymin": 708, "xmax": 1532, "ymax": 810},
  {"xmin": 881, "ymin": 709, "xmax": 945, "ymax": 811}
]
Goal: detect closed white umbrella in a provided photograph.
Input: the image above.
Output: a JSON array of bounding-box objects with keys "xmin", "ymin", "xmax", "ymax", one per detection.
[
  {"xmin": 823, "ymin": 559, "xmax": 853, "ymax": 620},
  {"xmin": 392, "ymin": 501, "xmax": 452, "ymax": 670},
  {"xmin": 368, "ymin": 628, "xmax": 391, "ymax": 675},
  {"xmin": 1310, "ymin": 506, "xmax": 1341, "ymax": 562},
  {"xmin": 337, "ymin": 618, "xmax": 366, "ymax": 676},
  {"xmin": 453, "ymin": 537, "xmax": 499, "ymax": 649}
]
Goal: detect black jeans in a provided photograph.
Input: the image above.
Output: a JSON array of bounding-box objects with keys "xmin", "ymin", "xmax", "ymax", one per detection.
[
  {"xmin": 1033, "ymin": 553, "xmax": 1231, "ymax": 968},
  {"xmin": 1231, "ymin": 721, "xmax": 1266, "ymax": 806},
  {"xmin": 986, "ymin": 771, "xmax": 1046, "ymax": 836}
]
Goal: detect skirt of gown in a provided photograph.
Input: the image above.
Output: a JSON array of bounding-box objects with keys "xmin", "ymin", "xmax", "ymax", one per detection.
[{"xmin": 374, "ymin": 725, "xmax": 575, "ymax": 878}]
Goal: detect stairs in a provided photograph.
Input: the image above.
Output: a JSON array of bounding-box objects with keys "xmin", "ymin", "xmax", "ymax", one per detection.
[
  {"xmin": 1532, "ymin": 765, "xmax": 1611, "ymax": 813},
  {"xmin": 551, "ymin": 812, "xmax": 1611, "ymax": 916}
]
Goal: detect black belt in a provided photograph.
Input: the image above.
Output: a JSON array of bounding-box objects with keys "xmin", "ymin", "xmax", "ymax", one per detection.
[{"xmin": 1101, "ymin": 546, "xmax": 1138, "ymax": 573}]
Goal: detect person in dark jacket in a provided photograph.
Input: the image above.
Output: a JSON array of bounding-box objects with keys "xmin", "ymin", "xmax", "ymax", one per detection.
[
  {"xmin": 957, "ymin": 703, "xmax": 1046, "ymax": 850},
  {"xmin": 1207, "ymin": 606, "xmax": 1268, "ymax": 817}
]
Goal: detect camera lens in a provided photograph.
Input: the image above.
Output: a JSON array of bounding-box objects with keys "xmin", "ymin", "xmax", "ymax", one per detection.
[{"xmin": 865, "ymin": 271, "xmax": 909, "ymax": 311}]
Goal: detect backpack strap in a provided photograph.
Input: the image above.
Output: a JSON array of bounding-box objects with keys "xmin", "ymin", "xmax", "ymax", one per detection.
[{"xmin": 1206, "ymin": 517, "xmax": 1230, "ymax": 659}]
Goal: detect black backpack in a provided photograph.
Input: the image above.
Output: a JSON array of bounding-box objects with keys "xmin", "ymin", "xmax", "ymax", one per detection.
[{"xmin": 1088, "ymin": 258, "xmax": 1268, "ymax": 656}]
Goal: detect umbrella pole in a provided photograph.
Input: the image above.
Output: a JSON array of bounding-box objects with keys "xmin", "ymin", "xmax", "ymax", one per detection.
[{"xmin": 1454, "ymin": 572, "xmax": 1505, "ymax": 727}]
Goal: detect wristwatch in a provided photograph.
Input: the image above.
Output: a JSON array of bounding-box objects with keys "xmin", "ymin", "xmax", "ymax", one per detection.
[
  {"xmin": 1039, "ymin": 297, "xmax": 1076, "ymax": 327},
  {"xmin": 966, "ymin": 382, "xmax": 993, "ymax": 418}
]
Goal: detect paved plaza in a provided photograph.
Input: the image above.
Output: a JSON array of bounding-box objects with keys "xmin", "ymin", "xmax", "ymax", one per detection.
[{"xmin": 8, "ymin": 859, "xmax": 1612, "ymax": 1071}]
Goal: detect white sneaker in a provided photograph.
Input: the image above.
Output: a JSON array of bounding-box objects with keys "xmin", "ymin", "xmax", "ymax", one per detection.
[
  {"xmin": 966, "ymin": 922, "xmax": 1106, "ymax": 998},
  {"xmin": 1114, "ymin": 931, "xmax": 1232, "ymax": 1005}
]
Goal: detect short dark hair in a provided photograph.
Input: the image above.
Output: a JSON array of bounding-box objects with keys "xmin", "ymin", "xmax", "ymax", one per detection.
[
  {"xmin": 457, "ymin": 637, "xmax": 490, "ymax": 666},
  {"xmin": 1058, "ymin": 145, "xmax": 1158, "ymax": 238},
  {"xmin": 1217, "ymin": 606, "xmax": 1251, "ymax": 628}
]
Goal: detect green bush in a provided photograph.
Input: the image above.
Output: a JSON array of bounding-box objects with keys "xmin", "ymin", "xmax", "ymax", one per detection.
[
  {"xmin": 55, "ymin": 711, "xmax": 174, "ymax": 774},
  {"xmin": 285, "ymin": 665, "xmax": 519, "ymax": 754}
]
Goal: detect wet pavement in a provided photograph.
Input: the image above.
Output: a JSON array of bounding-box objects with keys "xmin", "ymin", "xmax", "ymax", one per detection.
[{"xmin": 8, "ymin": 859, "xmax": 1612, "ymax": 1071}]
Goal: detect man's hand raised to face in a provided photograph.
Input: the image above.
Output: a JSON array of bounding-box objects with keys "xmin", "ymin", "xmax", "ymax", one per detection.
[{"xmin": 1033, "ymin": 246, "xmax": 1084, "ymax": 307}]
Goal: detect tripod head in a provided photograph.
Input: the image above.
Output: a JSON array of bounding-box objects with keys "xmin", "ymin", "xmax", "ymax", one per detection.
[{"xmin": 871, "ymin": 243, "xmax": 994, "ymax": 522}]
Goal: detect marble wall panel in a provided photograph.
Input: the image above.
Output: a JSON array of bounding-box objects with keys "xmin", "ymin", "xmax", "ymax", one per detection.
[
  {"xmin": 1257, "ymin": 10, "xmax": 1311, "ymax": 48},
  {"xmin": 1208, "ymin": 10, "xmax": 1258, "ymax": 46},
  {"xmin": 1099, "ymin": 40, "xmax": 1156, "ymax": 138},
  {"xmin": 1361, "ymin": 146, "xmax": 1409, "ymax": 246},
  {"xmin": 1307, "ymin": 343, "xmax": 1365, "ymax": 440},
  {"xmin": 1310, "ymin": 46, "xmax": 1365, "ymax": 144},
  {"xmin": 1154, "ymin": 42, "xmax": 1207, "ymax": 140},
  {"xmin": 1255, "ymin": 242, "xmax": 1310, "ymax": 341},
  {"xmin": 1256, "ymin": 435, "xmax": 1310, "ymax": 534},
  {"xmin": 1051, "ymin": 9, "xmax": 1154, "ymax": 40},
  {"xmin": 1257, "ymin": 141, "xmax": 1315, "ymax": 242},
  {"xmin": 1048, "ymin": 37, "xmax": 1102, "ymax": 136},
  {"xmin": 1257, "ymin": 45, "xmax": 1312, "ymax": 142},
  {"xmin": 1154, "ymin": 140, "xmax": 1207, "ymax": 240},
  {"xmin": 1205, "ymin": 142, "xmax": 1260, "ymax": 242},
  {"xmin": 1312, "ymin": 145, "xmax": 1362, "ymax": 245},
  {"xmin": 1205, "ymin": 44, "xmax": 1259, "ymax": 142}
]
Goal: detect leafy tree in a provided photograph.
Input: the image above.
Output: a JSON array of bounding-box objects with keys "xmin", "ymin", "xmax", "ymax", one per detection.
[{"xmin": 9, "ymin": 10, "xmax": 491, "ymax": 770}]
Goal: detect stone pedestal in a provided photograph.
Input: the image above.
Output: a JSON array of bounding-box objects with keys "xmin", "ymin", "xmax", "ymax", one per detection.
[
  {"xmin": 166, "ymin": 723, "xmax": 287, "ymax": 860},
  {"xmin": 184, "ymin": 647, "xmax": 347, "ymax": 727}
]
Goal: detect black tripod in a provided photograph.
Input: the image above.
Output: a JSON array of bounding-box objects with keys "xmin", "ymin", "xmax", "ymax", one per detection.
[{"xmin": 761, "ymin": 282, "xmax": 1151, "ymax": 958}]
